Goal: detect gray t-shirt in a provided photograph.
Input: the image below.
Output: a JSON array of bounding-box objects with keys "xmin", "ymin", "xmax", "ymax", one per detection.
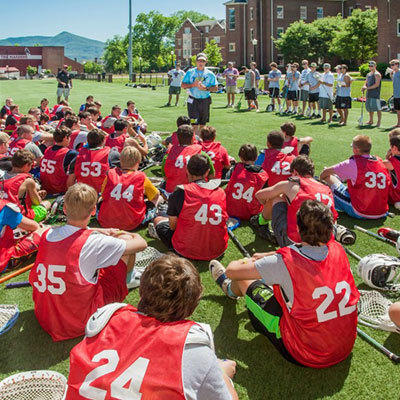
[
  {"xmin": 25, "ymin": 142, "xmax": 43, "ymax": 159},
  {"xmin": 366, "ymin": 72, "xmax": 381, "ymax": 99},
  {"xmin": 244, "ymin": 70, "xmax": 255, "ymax": 90}
]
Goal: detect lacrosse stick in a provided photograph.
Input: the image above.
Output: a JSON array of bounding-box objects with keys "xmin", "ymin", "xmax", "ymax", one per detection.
[
  {"xmin": 378, "ymin": 227, "xmax": 400, "ymax": 242},
  {"xmin": 0, "ymin": 263, "xmax": 34, "ymax": 284},
  {"xmin": 0, "ymin": 370, "xmax": 67, "ymax": 400},
  {"xmin": 236, "ymin": 93, "xmax": 244, "ymax": 111},
  {"xmin": 358, "ymin": 290, "xmax": 400, "ymax": 333},
  {"xmin": 359, "ymin": 93, "xmax": 365, "ymax": 127},
  {"xmin": 6, "ymin": 281, "xmax": 31, "ymax": 289},
  {"xmin": 227, "ymin": 217, "xmax": 251, "ymax": 258},
  {"xmin": 0, "ymin": 304, "xmax": 19, "ymax": 336},
  {"xmin": 354, "ymin": 225, "xmax": 396, "ymax": 246},
  {"xmin": 127, "ymin": 246, "xmax": 164, "ymax": 289},
  {"xmin": 343, "ymin": 246, "xmax": 361, "ymax": 261}
]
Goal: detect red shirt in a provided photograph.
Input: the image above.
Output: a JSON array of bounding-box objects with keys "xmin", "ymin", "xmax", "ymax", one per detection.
[
  {"xmin": 201, "ymin": 141, "xmax": 230, "ymax": 179},
  {"xmin": 283, "ymin": 136, "xmax": 299, "ymax": 156},
  {"xmin": 347, "ymin": 155, "xmax": 390, "ymax": 218},
  {"xmin": 167, "ymin": 131, "xmax": 198, "ymax": 152},
  {"xmin": 0, "ymin": 200, "xmax": 18, "ymax": 273},
  {"xmin": 74, "ymin": 147, "xmax": 110, "ymax": 193},
  {"xmin": 105, "ymin": 132, "xmax": 129, "ymax": 153},
  {"xmin": 101, "ymin": 115, "xmax": 117, "ymax": 134},
  {"xmin": 262, "ymin": 148, "xmax": 295, "ymax": 187},
  {"xmin": 164, "ymin": 144, "xmax": 202, "ymax": 193},
  {"xmin": 4, "ymin": 114, "xmax": 20, "ymax": 133},
  {"xmin": 66, "ymin": 305, "xmax": 194, "ymax": 400},
  {"xmin": 287, "ymin": 177, "xmax": 338, "ymax": 243},
  {"xmin": 7, "ymin": 137, "xmax": 29, "ymax": 156},
  {"xmin": 172, "ymin": 182, "xmax": 228, "ymax": 260},
  {"xmin": 275, "ymin": 241, "xmax": 359, "ymax": 368},
  {"xmin": 68, "ymin": 129, "xmax": 83, "ymax": 150},
  {"xmin": 388, "ymin": 155, "xmax": 400, "ymax": 204},
  {"xmin": 225, "ymin": 163, "xmax": 268, "ymax": 220},
  {"xmin": 98, "ymin": 168, "xmax": 146, "ymax": 230},
  {"xmin": 40, "ymin": 146, "xmax": 69, "ymax": 194}
]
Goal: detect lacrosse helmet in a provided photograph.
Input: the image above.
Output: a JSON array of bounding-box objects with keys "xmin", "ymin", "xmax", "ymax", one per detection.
[
  {"xmin": 358, "ymin": 254, "xmax": 400, "ymax": 290},
  {"xmin": 397, "ymin": 237, "xmax": 400, "ymax": 256},
  {"xmin": 146, "ymin": 133, "xmax": 162, "ymax": 149}
]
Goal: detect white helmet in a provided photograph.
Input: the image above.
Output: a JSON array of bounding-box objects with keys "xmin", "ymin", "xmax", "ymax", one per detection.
[
  {"xmin": 396, "ymin": 237, "xmax": 400, "ymax": 256},
  {"xmin": 358, "ymin": 254, "xmax": 400, "ymax": 290},
  {"xmin": 146, "ymin": 133, "xmax": 162, "ymax": 149}
]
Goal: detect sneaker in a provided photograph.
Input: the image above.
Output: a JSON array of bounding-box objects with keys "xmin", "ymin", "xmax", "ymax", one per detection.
[
  {"xmin": 126, "ymin": 268, "xmax": 143, "ymax": 289},
  {"xmin": 249, "ymin": 215, "xmax": 277, "ymax": 244},
  {"xmin": 165, "ymin": 103, "xmax": 171, "ymax": 107},
  {"xmin": 209, "ymin": 260, "xmax": 237, "ymax": 299},
  {"xmin": 148, "ymin": 222, "xmax": 159, "ymax": 239},
  {"xmin": 256, "ymin": 109, "xmax": 260, "ymax": 113}
]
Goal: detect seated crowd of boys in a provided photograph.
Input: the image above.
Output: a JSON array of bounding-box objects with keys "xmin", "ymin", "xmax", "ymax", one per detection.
[{"xmin": 1, "ymin": 94, "xmax": 400, "ymax": 399}]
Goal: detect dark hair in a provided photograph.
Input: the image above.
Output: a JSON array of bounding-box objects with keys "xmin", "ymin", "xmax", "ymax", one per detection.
[
  {"xmin": 177, "ymin": 115, "xmax": 191, "ymax": 127},
  {"xmin": 39, "ymin": 113, "xmax": 49, "ymax": 124},
  {"xmin": 200, "ymin": 126, "xmax": 216, "ymax": 142},
  {"xmin": 114, "ymin": 119, "xmax": 129, "ymax": 132},
  {"xmin": 12, "ymin": 149, "xmax": 35, "ymax": 168},
  {"xmin": 59, "ymin": 100, "xmax": 69, "ymax": 106},
  {"xmin": 64, "ymin": 115, "xmax": 79, "ymax": 129},
  {"xmin": 86, "ymin": 107, "xmax": 99, "ymax": 116},
  {"xmin": 187, "ymin": 154, "xmax": 210, "ymax": 176},
  {"xmin": 238, "ymin": 143, "xmax": 258, "ymax": 161},
  {"xmin": 87, "ymin": 129, "xmax": 106, "ymax": 148},
  {"xmin": 341, "ymin": 64, "xmax": 348, "ymax": 71},
  {"xmin": 64, "ymin": 110, "xmax": 74, "ymax": 118},
  {"xmin": 127, "ymin": 100, "xmax": 135, "ymax": 106},
  {"xmin": 86, "ymin": 95, "xmax": 94, "ymax": 101},
  {"xmin": 267, "ymin": 130, "xmax": 284, "ymax": 149},
  {"xmin": 177, "ymin": 124, "xmax": 194, "ymax": 145},
  {"xmin": 297, "ymin": 200, "xmax": 333, "ymax": 246},
  {"xmin": 84, "ymin": 102, "xmax": 95, "ymax": 110},
  {"xmin": 138, "ymin": 254, "xmax": 203, "ymax": 322},
  {"xmin": 290, "ymin": 155, "xmax": 315, "ymax": 176},
  {"xmin": 53, "ymin": 126, "xmax": 71, "ymax": 143},
  {"xmin": 390, "ymin": 134, "xmax": 400, "ymax": 151},
  {"xmin": 280, "ymin": 122, "xmax": 296, "ymax": 137},
  {"xmin": 79, "ymin": 111, "xmax": 90, "ymax": 120},
  {"xmin": 270, "ymin": 62, "xmax": 277, "ymax": 68},
  {"xmin": 353, "ymin": 135, "xmax": 371, "ymax": 154},
  {"xmin": 112, "ymin": 105, "xmax": 121, "ymax": 111}
]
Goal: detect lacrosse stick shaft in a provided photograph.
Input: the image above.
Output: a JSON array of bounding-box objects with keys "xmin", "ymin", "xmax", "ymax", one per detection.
[
  {"xmin": 0, "ymin": 263, "xmax": 34, "ymax": 284},
  {"xmin": 6, "ymin": 281, "xmax": 31, "ymax": 289},
  {"xmin": 354, "ymin": 225, "xmax": 396, "ymax": 246},
  {"xmin": 343, "ymin": 246, "xmax": 362, "ymax": 261},
  {"xmin": 357, "ymin": 327, "xmax": 400, "ymax": 363},
  {"xmin": 228, "ymin": 229, "xmax": 251, "ymax": 258}
]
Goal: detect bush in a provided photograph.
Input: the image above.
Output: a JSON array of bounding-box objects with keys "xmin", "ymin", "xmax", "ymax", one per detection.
[
  {"xmin": 359, "ymin": 63, "xmax": 369, "ymax": 77},
  {"xmin": 377, "ymin": 62, "xmax": 390, "ymax": 78}
]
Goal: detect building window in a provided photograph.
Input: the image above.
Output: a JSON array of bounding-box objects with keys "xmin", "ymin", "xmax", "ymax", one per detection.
[
  {"xmin": 213, "ymin": 36, "xmax": 220, "ymax": 44},
  {"xmin": 250, "ymin": 28, "xmax": 254, "ymax": 41},
  {"xmin": 229, "ymin": 8, "xmax": 236, "ymax": 30},
  {"xmin": 205, "ymin": 26, "xmax": 209, "ymax": 33},
  {"xmin": 277, "ymin": 5, "xmax": 284, "ymax": 19},
  {"xmin": 250, "ymin": 7, "xmax": 254, "ymax": 20},
  {"xmin": 300, "ymin": 6, "xmax": 307, "ymax": 20},
  {"xmin": 177, "ymin": 39, "xmax": 182, "ymax": 46},
  {"xmin": 177, "ymin": 49, "xmax": 181, "ymax": 56},
  {"xmin": 184, "ymin": 27, "xmax": 190, "ymax": 34},
  {"xmin": 317, "ymin": 7, "xmax": 323, "ymax": 19},
  {"xmin": 250, "ymin": 54, "xmax": 254, "ymax": 61},
  {"xmin": 397, "ymin": 20, "xmax": 400, "ymax": 37},
  {"xmin": 277, "ymin": 27, "xmax": 284, "ymax": 38},
  {"xmin": 277, "ymin": 54, "xmax": 284, "ymax": 67},
  {"xmin": 349, "ymin": 7, "xmax": 354, "ymax": 15},
  {"xmin": 194, "ymin": 42, "xmax": 198, "ymax": 49},
  {"xmin": 229, "ymin": 43, "xmax": 236, "ymax": 52}
]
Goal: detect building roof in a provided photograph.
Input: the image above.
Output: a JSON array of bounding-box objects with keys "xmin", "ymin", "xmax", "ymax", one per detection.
[
  {"xmin": 195, "ymin": 19, "xmax": 226, "ymax": 29},
  {"xmin": 0, "ymin": 67, "xmax": 19, "ymax": 72}
]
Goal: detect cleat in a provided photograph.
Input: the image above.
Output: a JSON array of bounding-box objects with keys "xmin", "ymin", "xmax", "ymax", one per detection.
[
  {"xmin": 209, "ymin": 260, "xmax": 237, "ymax": 299},
  {"xmin": 148, "ymin": 222, "xmax": 159, "ymax": 239},
  {"xmin": 249, "ymin": 215, "xmax": 278, "ymax": 244}
]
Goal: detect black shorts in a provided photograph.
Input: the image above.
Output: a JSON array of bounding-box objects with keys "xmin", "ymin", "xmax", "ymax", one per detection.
[
  {"xmin": 287, "ymin": 90, "xmax": 299, "ymax": 101},
  {"xmin": 269, "ymin": 87, "xmax": 280, "ymax": 98},
  {"xmin": 244, "ymin": 88, "xmax": 257, "ymax": 100},
  {"xmin": 245, "ymin": 280, "xmax": 301, "ymax": 365},
  {"xmin": 308, "ymin": 92, "xmax": 319, "ymax": 103},
  {"xmin": 335, "ymin": 96, "xmax": 352, "ymax": 109},
  {"xmin": 271, "ymin": 202, "xmax": 293, "ymax": 248},
  {"xmin": 187, "ymin": 96, "xmax": 212, "ymax": 126},
  {"xmin": 155, "ymin": 220, "xmax": 174, "ymax": 250},
  {"xmin": 394, "ymin": 98, "xmax": 400, "ymax": 111}
]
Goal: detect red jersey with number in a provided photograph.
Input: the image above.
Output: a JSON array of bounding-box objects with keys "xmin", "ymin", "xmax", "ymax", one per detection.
[
  {"xmin": 101, "ymin": 115, "xmax": 116, "ymax": 134},
  {"xmin": 388, "ymin": 155, "xmax": 400, "ymax": 204},
  {"xmin": 164, "ymin": 144, "xmax": 202, "ymax": 193},
  {"xmin": 275, "ymin": 241, "xmax": 359, "ymax": 368},
  {"xmin": 172, "ymin": 182, "xmax": 228, "ymax": 260},
  {"xmin": 262, "ymin": 148, "xmax": 295, "ymax": 187},
  {"xmin": 105, "ymin": 133, "xmax": 129, "ymax": 153},
  {"xmin": 201, "ymin": 141, "xmax": 229, "ymax": 179},
  {"xmin": 347, "ymin": 155, "xmax": 390, "ymax": 218},
  {"xmin": 225, "ymin": 163, "xmax": 268, "ymax": 220},
  {"xmin": 7, "ymin": 138, "xmax": 30, "ymax": 156},
  {"xmin": 66, "ymin": 305, "xmax": 195, "ymax": 400},
  {"xmin": 74, "ymin": 147, "xmax": 110, "ymax": 193},
  {"xmin": 40, "ymin": 146, "xmax": 69, "ymax": 194},
  {"xmin": 98, "ymin": 168, "xmax": 146, "ymax": 230},
  {"xmin": 29, "ymin": 229, "xmax": 110, "ymax": 341},
  {"xmin": 283, "ymin": 137, "xmax": 299, "ymax": 156},
  {"xmin": 287, "ymin": 178, "xmax": 338, "ymax": 242},
  {"xmin": 167, "ymin": 131, "xmax": 198, "ymax": 152}
]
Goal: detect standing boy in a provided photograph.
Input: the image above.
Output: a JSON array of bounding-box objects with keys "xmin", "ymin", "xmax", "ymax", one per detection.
[
  {"xmin": 390, "ymin": 59, "xmax": 400, "ymax": 127},
  {"xmin": 299, "ymin": 60, "xmax": 311, "ymax": 116},
  {"xmin": 166, "ymin": 63, "xmax": 185, "ymax": 107},
  {"xmin": 223, "ymin": 62, "xmax": 239, "ymax": 107},
  {"xmin": 362, "ymin": 61, "xmax": 382, "ymax": 127}
]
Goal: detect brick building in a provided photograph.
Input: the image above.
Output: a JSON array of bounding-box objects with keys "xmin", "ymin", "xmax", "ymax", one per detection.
[
  {"xmin": 377, "ymin": 0, "xmax": 400, "ymax": 63},
  {"xmin": 175, "ymin": 19, "xmax": 227, "ymax": 66},
  {"xmin": 0, "ymin": 46, "xmax": 83, "ymax": 76}
]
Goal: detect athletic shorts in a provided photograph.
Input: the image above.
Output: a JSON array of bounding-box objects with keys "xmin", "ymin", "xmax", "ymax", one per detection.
[
  {"xmin": 226, "ymin": 85, "xmax": 237, "ymax": 94},
  {"xmin": 245, "ymin": 280, "xmax": 301, "ymax": 365},
  {"xmin": 244, "ymin": 89, "xmax": 257, "ymax": 100},
  {"xmin": 394, "ymin": 98, "xmax": 400, "ymax": 111},
  {"xmin": 287, "ymin": 90, "xmax": 298, "ymax": 101},
  {"xmin": 187, "ymin": 96, "xmax": 212, "ymax": 126},
  {"xmin": 98, "ymin": 259, "xmax": 128, "ymax": 304},
  {"xmin": 32, "ymin": 204, "xmax": 48, "ymax": 222},
  {"xmin": 308, "ymin": 92, "xmax": 319, "ymax": 103},
  {"xmin": 366, "ymin": 98, "xmax": 382, "ymax": 112},
  {"xmin": 335, "ymin": 96, "xmax": 352, "ymax": 109},
  {"xmin": 169, "ymin": 86, "xmax": 181, "ymax": 95},
  {"xmin": 271, "ymin": 202, "xmax": 293, "ymax": 248},
  {"xmin": 300, "ymin": 90, "xmax": 309, "ymax": 102},
  {"xmin": 57, "ymin": 87, "xmax": 70, "ymax": 98},
  {"xmin": 319, "ymin": 97, "xmax": 333, "ymax": 110},
  {"xmin": 269, "ymin": 87, "xmax": 280, "ymax": 98},
  {"xmin": 155, "ymin": 220, "xmax": 174, "ymax": 250}
]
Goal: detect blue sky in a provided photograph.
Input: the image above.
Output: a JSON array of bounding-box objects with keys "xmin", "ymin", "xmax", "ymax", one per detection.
[{"xmin": 0, "ymin": 0, "xmax": 225, "ymax": 42}]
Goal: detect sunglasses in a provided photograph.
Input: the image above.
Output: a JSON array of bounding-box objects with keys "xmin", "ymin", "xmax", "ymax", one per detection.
[{"xmin": 197, "ymin": 59, "xmax": 206, "ymax": 63}]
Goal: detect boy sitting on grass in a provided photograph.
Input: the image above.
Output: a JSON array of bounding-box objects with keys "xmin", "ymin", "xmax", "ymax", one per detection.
[
  {"xmin": 384, "ymin": 129, "xmax": 400, "ymax": 209},
  {"xmin": 98, "ymin": 146, "xmax": 160, "ymax": 231},
  {"xmin": 163, "ymin": 115, "xmax": 199, "ymax": 150},
  {"xmin": 281, "ymin": 122, "xmax": 313, "ymax": 157},
  {"xmin": 225, "ymin": 144, "xmax": 268, "ymax": 220},
  {"xmin": 29, "ymin": 183, "xmax": 147, "ymax": 341},
  {"xmin": 66, "ymin": 254, "xmax": 238, "ymax": 399},
  {"xmin": 210, "ymin": 200, "xmax": 359, "ymax": 368}
]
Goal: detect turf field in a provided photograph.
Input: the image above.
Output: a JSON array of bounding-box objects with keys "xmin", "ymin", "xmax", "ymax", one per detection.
[{"xmin": 1, "ymin": 78, "xmax": 400, "ymax": 399}]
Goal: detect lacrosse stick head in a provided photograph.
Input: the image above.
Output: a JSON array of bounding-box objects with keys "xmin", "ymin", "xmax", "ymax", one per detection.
[
  {"xmin": 0, "ymin": 304, "xmax": 19, "ymax": 336},
  {"xmin": 335, "ymin": 224, "xmax": 356, "ymax": 245},
  {"xmin": 227, "ymin": 217, "xmax": 240, "ymax": 231},
  {"xmin": 0, "ymin": 370, "xmax": 67, "ymax": 400},
  {"xmin": 358, "ymin": 254, "xmax": 400, "ymax": 290},
  {"xmin": 357, "ymin": 290, "xmax": 400, "ymax": 333}
]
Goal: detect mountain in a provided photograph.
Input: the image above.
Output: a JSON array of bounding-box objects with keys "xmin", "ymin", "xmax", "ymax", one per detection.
[{"xmin": 0, "ymin": 31, "xmax": 105, "ymax": 62}]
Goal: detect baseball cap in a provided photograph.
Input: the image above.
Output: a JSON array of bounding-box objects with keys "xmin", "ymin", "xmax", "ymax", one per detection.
[
  {"xmin": 310, "ymin": 62, "xmax": 317, "ymax": 67},
  {"xmin": 323, "ymin": 63, "xmax": 331, "ymax": 69},
  {"xmin": 335, "ymin": 65, "xmax": 342, "ymax": 70},
  {"xmin": 196, "ymin": 53, "xmax": 207, "ymax": 61},
  {"xmin": 369, "ymin": 61, "xmax": 376, "ymax": 67}
]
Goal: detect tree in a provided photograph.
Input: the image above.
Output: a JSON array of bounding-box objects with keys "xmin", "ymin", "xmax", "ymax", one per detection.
[
  {"xmin": 26, "ymin": 65, "xmax": 37, "ymax": 77},
  {"xmin": 171, "ymin": 10, "xmax": 214, "ymax": 25},
  {"xmin": 103, "ymin": 35, "xmax": 128, "ymax": 73},
  {"xmin": 330, "ymin": 9, "xmax": 377, "ymax": 64},
  {"xmin": 204, "ymin": 40, "xmax": 223, "ymax": 66},
  {"xmin": 84, "ymin": 61, "xmax": 103, "ymax": 74}
]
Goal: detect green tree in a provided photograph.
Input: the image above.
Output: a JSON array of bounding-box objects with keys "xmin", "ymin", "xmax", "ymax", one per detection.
[
  {"xmin": 84, "ymin": 61, "xmax": 103, "ymax": 74},
  {"xmin": 171, "ymin": 10, "xmax": 214, "ymax": 25},
  {"xmin": 26, "ymin": 65, "xmax": 37, "ymax": 76},
  {"xmin": 330, "ymin": 9, "xmax": 377, "ymax": 64},
  {"xmin": 203, "ymin": 39, "xmax": 223, "ymax": 66},
  {"xmin": 103, "ymin": 35, "xmax": 128, "ymax": 73}
]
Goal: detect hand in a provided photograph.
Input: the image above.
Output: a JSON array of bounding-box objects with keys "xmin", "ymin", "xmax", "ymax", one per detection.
[
  {"xmin": 62, "ymin": 82, "xmax": 66, "ymax": 87},
  {"xmin": 362, "ymin": 86, "xmax": 367, "ymax": 92},
  {"xmin": 252, "ymin": 253, "xmax": 266, "ymax": 261},
  {"xmin": 198, "ymin": 83, "xmax": 207, "ymax": 91},
  {"xmin": 218, "ymin": 359, "xmax": 237, "ymax": 379},
  {"xmin": 386, "ymin": 149, "xmax": 393, "ymax": 159}
]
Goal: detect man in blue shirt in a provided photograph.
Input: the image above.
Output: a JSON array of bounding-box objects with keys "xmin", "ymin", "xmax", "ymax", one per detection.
[
  {"xmin": 182, "ymin": 53, "xmax": 218, "ymax": 134},
  {"xmin": 267, "ymin": 62, "xmax": 282, "ymax": 112},
  {"xmin": 390, "ymin": 59, "xmax": 400, "ymax": 127}
]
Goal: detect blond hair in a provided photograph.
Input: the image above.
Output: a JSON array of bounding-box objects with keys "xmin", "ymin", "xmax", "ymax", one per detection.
[
  {"xmin": 64, "ymin": 183, "xmax": 98, "ymax": 220},
  {"xmin": 120, "ymin": 146, "xmax": 141, "ymax": 169},
  {"xmin": 0, "ymin": 133, "xmax": 10, "ymax": 145}
]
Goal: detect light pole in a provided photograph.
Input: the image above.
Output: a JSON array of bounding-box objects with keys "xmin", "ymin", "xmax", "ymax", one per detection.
[
  {"xmin": 252, "ymin": 38, "xmax": 258, "ymax": 65},
  {"xmin": 128, "ymin": 0, "xmax": 133, "ymax": 81},
  {"xmin": 171, "ymin": 50, "xmax": 174, "ymax": 69}
]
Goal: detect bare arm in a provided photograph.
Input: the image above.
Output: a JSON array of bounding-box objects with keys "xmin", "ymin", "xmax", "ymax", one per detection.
[
  {"xmin": 226, "ymin": 258, "xmax": 262, "ymax": 281},
  {"xmin": 320, "ymin": 166, "xmax": 336, "ymax": 182},
  {"xmin": 169, "ymin": 216, "xmax": 178, "ymax": 231},
  {"xmin": 383, "ymin": 159, "xmax": 394, "ymax": 171},
  {"xmin": 18, "ymin": 215, "xmax": 40, "ymax": 232},
  {"xmin": 67, "ymin": 173, "xmax": 76, "ymax": 188},
  {"xmin": 20, "ymin": 178, "xmax": 41, "ymax": 206},
  {"xmin": 255, "ymin": 181, "xmax": 289, "ymax": 205},
  {"xmin": 368, "ymin": 73, "xmax": 381, "ymax": 89}
]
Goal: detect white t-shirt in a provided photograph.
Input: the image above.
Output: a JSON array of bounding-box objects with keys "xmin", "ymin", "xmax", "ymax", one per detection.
[
  {"xmin": 46, "ymin": 225, "xmax": 126, "ymax": 283},
  {"xmin": 71, "ymin": 131, "xmax": 88, "ymax": 150},
  {"xmin": 300, "ymin": 68, "xmax": 311, "ymax": 91},
  {"xmin": 168, "ymin": 69, "xmax": 185, "ymax": 87},
  {"xmin": 319, "ymin": 72, "xmax": 334, "ymax": 99}
]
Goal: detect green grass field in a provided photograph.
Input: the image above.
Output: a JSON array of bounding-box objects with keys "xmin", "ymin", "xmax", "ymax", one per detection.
[{"xmin": 1, "ymin": 78, "xmax": 400, "ymax": 399}]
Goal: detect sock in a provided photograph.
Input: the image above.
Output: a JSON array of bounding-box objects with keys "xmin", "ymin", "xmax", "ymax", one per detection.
[
  {"xmin": 226, "ymin": 282, "xmax": 238, "ymax": 299},
  {"xmin": 258, "ymin": 214, "xmax": 269, "ymax": 226},
  {"xmin": 294, "ymin": 107, "xmax": 298, "ymax": 113}
]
